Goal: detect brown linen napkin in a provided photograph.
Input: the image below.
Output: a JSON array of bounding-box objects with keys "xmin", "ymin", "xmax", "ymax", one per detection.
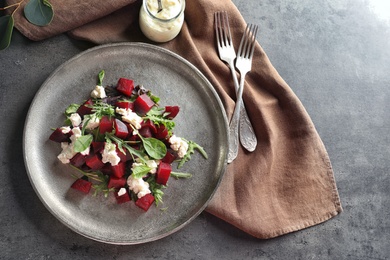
[{"xmin": 7, "ymin": 0, "xmax": 342, "ymax": 239}]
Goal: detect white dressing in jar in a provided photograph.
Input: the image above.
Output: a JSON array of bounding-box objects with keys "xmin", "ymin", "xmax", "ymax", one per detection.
[{"xmin": 139, "ymin": 0, "xmax": 185, "ymax": 43}]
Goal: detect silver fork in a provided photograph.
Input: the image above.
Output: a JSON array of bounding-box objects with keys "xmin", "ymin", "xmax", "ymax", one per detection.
[
  {"xmin": 227, "ymin": 23, "xmax": 258, "ymax": 163},
  {"xmin": 214, "ymin": 12, "xmax": 257, "ymax": 157}
]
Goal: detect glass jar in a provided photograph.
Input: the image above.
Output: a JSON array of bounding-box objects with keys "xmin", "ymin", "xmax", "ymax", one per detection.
[{"xmin": 139, "ymin": 0, "xmax": 185, "ymax": 43}]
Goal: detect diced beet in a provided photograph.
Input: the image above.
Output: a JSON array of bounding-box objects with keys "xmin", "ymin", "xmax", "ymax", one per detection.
[
  {"xmin": 139, "ymin": 127, "xmax": 152, "ymax": 138},
  {"xmin": 116, "ymin": 148, "xmax": 128, "ymax": 162},
  {"xmin": 111, "ymin": 161, "xmax": 126, "ymax": 178},
  {"xmin": 162, "ymin": 150, "xmax": 176, "ymax": 164},
  {"xmin": 71, "ymin": 178, "xmax": 92, "ymax": 194},
  {"xmin": 70, "ymin": 153, "xmax": 87, "ymax": 167},
  {"xmin": 115, "ymin": 189, "xmax": 131, "ymax": 204},
  {"xmin": 92, "ymin": 141, "xmax": 105, "ymax": 153},
  {"xmin": 99, "ymin": 116, "xmax": 113, "ymax": 134},
  {"xmin": 100, "ymin": 164, "xmax": 112, "ymax": 175},
  {"xmin": 155, "ymin": 124, "xmax": 169, "ymax": 140},
  {"xmin": 85, "ymin": 154, "xmax": 105, "ymax": 170},
  {"xmin": 134, "ymin": 94, "xmax": 155, "ymax": 115},
  {"xmin": 156, "ymin": 162, "xmax": 172, "ymax": 185},
  {"xmin": 140, "ymin": 120, "xmax": 157, "ymax": 134},
  {"xmin": 77, "ymin": 99, "xmax": 94, "ymax": 117},
  {"xmin": 164, "ymin": 106, "xmax": 180, "ymax": 119},
  {"xmin": 108, "ymin": 176, "xmax": 127, "ymax": 189},
  {"xmin": 114, "ymin": 118, "xmax": 129, "ymax": 139},
  {"xmin": 135, "ymin": 193, "xmax": 155, "ymax": 211},
  {"xmin": 115, "ymin": 101, "xmax": 134, "ymax": 110},
  {"xmin": 116, "ymin": 78, "xmax": 134, "ymax": 96},
  {"xmin": 49, "ymin": 128, "xmax": 71, "ymax": 143}
]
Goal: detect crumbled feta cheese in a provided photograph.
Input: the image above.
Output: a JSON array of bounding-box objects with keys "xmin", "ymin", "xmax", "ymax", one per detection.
[
  {"xmin": 146, "ymin": 159, "xmax": 158, "ymax": 174},
  {"xmin": 91, "ymin": 85, "xmax": 107, "ymax": 99},
  {"xmin": 101, "ymin": 142, "xmax": 120, "ymax": 166},
  {"xmin": 60, "ymin": 126, "xmax": 71, "ymax": 134},
  {"xmin": 115, "ymin": 107, "xmax": 143, "ymax": 129},
  {"xmin": 117, "ymin": 187, "xmax": 127, "ymax": 197},
  {"xmin": 127, "ymin": 175, "xmax": 151, "ymax": 198},
  {"xmin": 169, "ymin": 135, "xmax": 188, "ymax": 158},
  {"xmin": 69, "ymin": 113, "xmax": 82, "ymax": 127},
  {"xmin": 82, "ymin": 114, "xmax": 100, "ymax": 130},
  {"xmin": 57, "ymin": 127, "xmax": 90, "ymax": 163}
]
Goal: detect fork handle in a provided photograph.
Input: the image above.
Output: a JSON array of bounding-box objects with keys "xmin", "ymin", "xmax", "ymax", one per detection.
[
  {"xmin": 227, "ymin": 72, "xmax": 246, "ymax": 163},
  {"xmin": 227, "ymin": 62, "xmax": 257, "ymax": 153}
]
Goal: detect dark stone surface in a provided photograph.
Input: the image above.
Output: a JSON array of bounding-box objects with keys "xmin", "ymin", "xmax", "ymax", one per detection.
[{"xmin": 1, "ymin": 0, "xmax": 389, "ymax": 259}]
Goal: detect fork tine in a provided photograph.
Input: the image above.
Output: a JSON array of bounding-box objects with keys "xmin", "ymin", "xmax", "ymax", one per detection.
[
  {"xmin": 222, "ymin": 12, "xmax": 232, "ymax": 47},
  {"xmin": 237, "ymin": 24, "xmax": 258, "ymax": 59}
]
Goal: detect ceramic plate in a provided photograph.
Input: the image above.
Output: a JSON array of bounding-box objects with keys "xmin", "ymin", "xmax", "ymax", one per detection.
[{"xmin": 23, "ymin": 43, "xmax": 228, "ymax": 244}]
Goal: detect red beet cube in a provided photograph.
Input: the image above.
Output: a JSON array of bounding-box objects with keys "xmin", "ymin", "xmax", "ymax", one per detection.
[
  {"xmin": 156, "ymin": 162, "xmax": 172, "ymax": 185},
  {"xmin": 140, "ymin": 120, "xmax": 157, "ymax": 134},
  {"xmin": 114, "ymin": 118, "xmax": 129, "ymax": 139},
  {"xmin": 115, "ymin": 188, "xmax": 131, "ymax": 204},
  {"xmin": 108, "ymin": 176, "xmax": 127, "ymax": 189},
  {"xmin": 164, "ymin": 106, "xmax": 180, "ymax": 119},
  {"xmin": 92, "ymin": 141, "xmax": 105, "ymax": 153},
  {"xmin": 111, "ymin": 161, "xmax": 126, "ymax": 178},
  {"xmin": 135, "ymin": 193, "xmax": 155, "ymax": 211},
  {"xmin": 115, "ymin": 101, "xmax": 134, "ymax": 110},
  {"xmin": 70, "ymin": 153, "xmax": 87, "ymax": 167},
  {"xmin": 162, "ymin": 151, "xmax": 176, "ymax": 164},
  {"xmin": 116, "ymin": 78, "xmax": 134, "ymax": 96},
  {"xmin": 116, "ymin": 148, "xmax": 128, "ymax": 162},
  {"xmin": 71, "ymin": 178, "xmax": 92, "ymax": 194},
  {"xmin": 77, "ymin": 99, "xmax": 94, "ymax": 117},
  {"xmin": 155, "ymin": 124, "xmax": 169, "ymax": 140},
  {"xmin": 99, "ymin": 116, "xmax": 113, "ymax": 134},
  {"xmin": 139, "ymin": 127, "xmax": 152, "ymax": 138},
  {"xmin": 85, "ymin": 154, "xmax": 105, "ymax": 170},
  {"xmin": 134, "ymin": 94, "xmax": 155, "ymax": 115},
  {"xmin": 49, "ymin": 128, "xmax": 71, "ymax": 143}
]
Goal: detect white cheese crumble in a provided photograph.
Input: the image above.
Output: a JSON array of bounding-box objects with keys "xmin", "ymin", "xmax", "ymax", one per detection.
[
  {"xmin": 60, "ymin": 126, "xmax": 71, "ymax": 134},
  {"xmin": 117, "ymin": 187, "xmax": 127, "ymax": 197},
  {"xmin": 127, "ymin": 175, "xmax": 151, "ymax": 199},
  {"xmin": 69, "ymin": 113, "xmax": 82, "ymax": 127},
  {"xmin": 115, "ymin": 107, "xmax": 143, "ymax": 130},
  {"xmin": 91, "ymin": 85, "xmax": 107, "ymax": 99},
  {"xmin": 101, "ymin": 142, "xmax": 121, "ymax": 166},
  {"xmin": 82, "ymin": 114, "xmax": 100, "ymax": 130},
  {"xmin": 57, "ymin": 127, "xmax": 90, "ymax": 164},
  {"xmin": 169, "ymin": 135, "xmax": 188, "ymax": 158}
]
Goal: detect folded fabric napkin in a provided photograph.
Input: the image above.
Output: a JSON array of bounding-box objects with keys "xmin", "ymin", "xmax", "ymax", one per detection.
[{"xmin": 7, "ymin": 0, "xmax": 342, "ymax": 238}]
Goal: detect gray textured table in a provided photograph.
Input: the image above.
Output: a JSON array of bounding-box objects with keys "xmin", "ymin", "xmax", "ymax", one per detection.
[{"xmin": 1, "ymin": 0, "xmax": 389, "ymax": 259}]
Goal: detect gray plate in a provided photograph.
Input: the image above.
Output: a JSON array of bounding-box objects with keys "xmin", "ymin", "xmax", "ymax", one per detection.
[{"xmin": 23, "ymin": 43, "xmax": 228, "ymax": 245}]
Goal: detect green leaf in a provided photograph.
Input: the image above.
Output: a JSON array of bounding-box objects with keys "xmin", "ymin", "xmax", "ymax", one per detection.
[
  {"xmin": 171, "ymin": 171, "xmax": 192, "ymax": 179},
  {"xmin": 132, "ymin": 165, "xmax": 152, "ymax": 179},
  {"xmin": 74, "ymin": 134, "xmax": 93, "ymax": 153},
  {"xmin": 142, "ymin": 137, "xmax": 167, "ymax": 160},
  {"xmin": 65, "ymin": 103, "xmax": 80, "ymax": 116},
  {"xmin": 24, "ymin": 0, "xmax": 54, "ymax": 26},
  {"xmin": 98, "ymin": 70, "xmax": 105, "ymax": 85},
  {"xmin": 0, "ymin": 15, "xmax": 14, "ymax": 50},
  {"xmin": 178, "ymin": 140, "xmax": 208, "ymax": 169}
]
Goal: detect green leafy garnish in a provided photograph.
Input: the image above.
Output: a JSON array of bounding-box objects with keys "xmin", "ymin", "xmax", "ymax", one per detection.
[
  {"xmin": 98, "ymin": 70, "xmax": 105, "ymax": 85},
  {"xmin": 65, "ymin": 103, "xmax": 80, "ymax": 116},
  {"xmin": 91, "ymin": 100, "xmax": 115, "ymax": 118},
  {"xmin": 178, "ymin": 140, "xmax": 208, "ymax": 169},
  {"xmin": 73, "ymin": 134, "xmax": 93, "ymax": 153},
  {"xmin": 141, "ymin": 137, "xmax": 167, "ymax": 160},
  {"xmin": 105, "ymin": 133, "xmax": 148, "ymax": 163},
  {"xmin": 132, "ymin": 164, "xmax": 152, "ymax": 179},
  {"xmin": 146, "ymin": 175, "xmax": 165, "ymax": 206},
  {"xmin": 0, "ymin": 15, "xmax": 14, "ymax": 51},
  {"xmin": 171, "ymin": 171, "xmax": 192, "ymax": 179}
]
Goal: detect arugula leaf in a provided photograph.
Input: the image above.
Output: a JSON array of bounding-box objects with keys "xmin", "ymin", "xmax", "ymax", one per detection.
[
  {"xmin": 98, "ymin": 70, "xmax": 105, "ymax": 85},
  {"xmin": 146, "ymin": 175, "xmax": 165, "ymax": 206},
  {"xmin": 142, "ymin": 137, "xmax": 167, "ymax": 160},
  {"xmin": 24, "ymin": 0, "xmax": 54, "ymax": 26},
  {"xmin": 178, "ymin": 140, "xmax": 208, "ymax": 169},
  {"xmin": 132, "ymin": 164, "xmax": 152, "ymax": 179},
  {"xmin": 73, "ymin": 134, "xmax": 93, "ymax": 153},
  {"xmin": 92, "ymin": 100, "xmax": 115, "ymax": 118},
  {"xmin": 65, "ymin": 103, "xmax": 80, "ymax": 116},
  {"xmin": 105, "ymin": 133, "xmax": 148, "ymax": 163}
]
